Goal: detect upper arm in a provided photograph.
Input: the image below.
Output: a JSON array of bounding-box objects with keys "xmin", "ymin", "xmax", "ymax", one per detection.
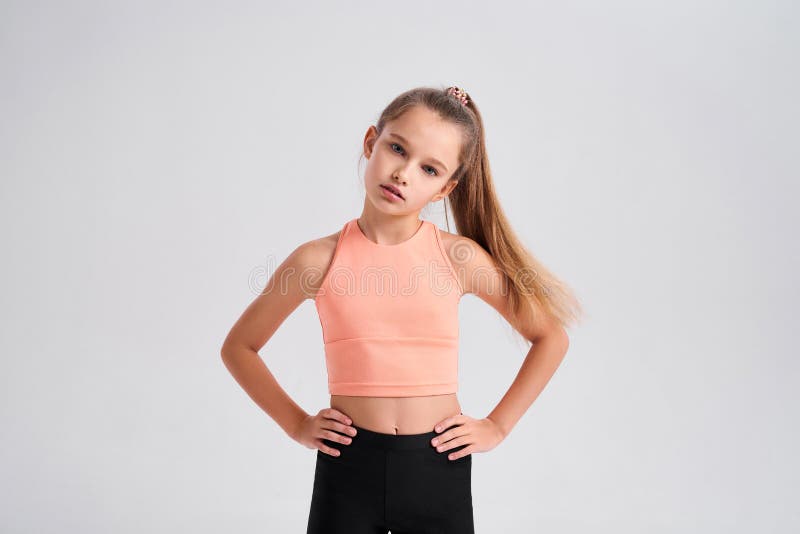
[
  {"xmin": 221, "ymin": 240, "xmax": 326, "ymax": 355},
  {"xmin": 446, "ymin": 233, "xmax": 567, "ymax": 345}
]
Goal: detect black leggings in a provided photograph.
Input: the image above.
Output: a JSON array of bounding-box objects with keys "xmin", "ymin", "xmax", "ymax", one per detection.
[{"xmin": 306, "ymin": 424, "xmax": 474, "ymax": 534}]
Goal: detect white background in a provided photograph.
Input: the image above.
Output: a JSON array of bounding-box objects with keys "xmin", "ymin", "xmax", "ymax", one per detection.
[{"xmin": 1, "ymin": 1, "xmax": 797, "ymax": 532}]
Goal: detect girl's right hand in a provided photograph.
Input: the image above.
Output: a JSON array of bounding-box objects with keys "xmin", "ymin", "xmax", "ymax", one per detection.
[{"xmin": 292, "ymin": 408, "xmax": 358, "ymax": 457}]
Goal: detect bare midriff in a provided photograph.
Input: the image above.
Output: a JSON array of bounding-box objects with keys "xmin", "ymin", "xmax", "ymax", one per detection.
[{"xmin": 330, "ymin": 393, "xmax": 462, "ymax": 435}]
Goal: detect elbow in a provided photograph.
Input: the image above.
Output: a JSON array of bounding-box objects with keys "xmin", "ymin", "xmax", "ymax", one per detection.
[
  {"xmin": 534, "ymin": 326, "xmax": 570, "ymax": 355},
  {"xmin": 555, "ymin": 327, "xmax": 570, "ymax": 356},
  {"xmin": 557, "ymin": 325, "xmax": 569, "ymax": 346},
  {"xmin": 220, "ymin": 329, "xmax": 247, "ymax": 360},
  {"xmin": 528, "ymin": 323, "xmax": 569, "ymax": 348},
  {"xmin": 221, "ymin": 339, "xmax": 259, "ymax": 362},
  {"xmin": 220, "ymin": 339, "xmax": 242, "ymax": 361}
]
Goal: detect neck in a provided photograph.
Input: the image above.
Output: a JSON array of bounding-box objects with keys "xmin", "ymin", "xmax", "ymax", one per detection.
[{"xmin": 357, "ymin": 208, "xmax": 422, "ymax": 245}]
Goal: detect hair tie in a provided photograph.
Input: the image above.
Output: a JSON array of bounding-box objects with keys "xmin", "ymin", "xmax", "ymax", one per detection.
[{"xmin": 446, "ymin": 86, "xmax": 469, "ymax": 106}]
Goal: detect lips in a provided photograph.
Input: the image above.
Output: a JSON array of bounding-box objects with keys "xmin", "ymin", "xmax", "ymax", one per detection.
[{"xmin": 381, "ymin": 184, "xmax": 404, "ymax": 199}]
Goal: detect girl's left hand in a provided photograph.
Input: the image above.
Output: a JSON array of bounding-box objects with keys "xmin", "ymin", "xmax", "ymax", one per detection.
[{"xmin": 430, "ymin": 413, "xmax": 506, "ymax": 461}]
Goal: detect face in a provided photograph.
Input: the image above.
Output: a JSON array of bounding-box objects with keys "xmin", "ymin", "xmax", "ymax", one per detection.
[{"xmin": 362, "ymin": 105, "xmax": 462, "ymax": 214}]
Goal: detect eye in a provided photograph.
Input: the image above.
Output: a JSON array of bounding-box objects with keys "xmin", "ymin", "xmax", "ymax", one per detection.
[{"xmin": 389, "ymin": 143, "xmax": 439, "ymax": 176}]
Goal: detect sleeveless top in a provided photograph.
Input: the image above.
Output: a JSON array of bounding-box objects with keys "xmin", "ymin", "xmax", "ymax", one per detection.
[{"xmin": 313, "ymin": 217, "xmax": 464, "ymax": 397}]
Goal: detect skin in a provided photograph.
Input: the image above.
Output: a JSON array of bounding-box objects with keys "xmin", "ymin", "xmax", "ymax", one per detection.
[{"xmin": 221, "ymin": 105, "xmax": 570, "ymax": 462}]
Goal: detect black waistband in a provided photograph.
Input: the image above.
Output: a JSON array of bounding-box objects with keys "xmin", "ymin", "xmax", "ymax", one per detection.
[{"xmin": 349, "ymin": 424, "xmax": 439, "ymax": 451}]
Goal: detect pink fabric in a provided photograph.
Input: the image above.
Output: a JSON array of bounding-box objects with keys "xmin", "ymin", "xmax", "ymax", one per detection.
[{"xmin": 314, "ymin": 218, "xmax": 463, "ymax": 396}]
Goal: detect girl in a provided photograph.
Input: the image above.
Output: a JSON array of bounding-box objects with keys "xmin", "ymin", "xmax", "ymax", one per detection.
[{"xmin": 221, "ymin": 86, "xmax": 582, "ymax": 533}]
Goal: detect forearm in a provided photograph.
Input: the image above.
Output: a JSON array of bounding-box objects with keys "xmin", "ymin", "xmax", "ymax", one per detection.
[
  {"xmin": 486, "ymin": 334, "xmax": 569, "ymax": 438},
  {"xmin": 221, "ymin": 346, "xmax": 309, "ymax": 438}
]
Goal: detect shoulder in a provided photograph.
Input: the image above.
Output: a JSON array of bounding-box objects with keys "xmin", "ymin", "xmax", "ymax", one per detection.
[
  {"xmin": 275, "ymin": 228, "xmax": 343, "ymax": 300},
  {"xmin": 221, "ymin": 227, "xmax": 344, "ymax": 354},
  {"xmin": 291, "ymin": 230, "xmax": 340, "ymax": 267},
  {"xmin": 437, "ymin": 228, "xmax": 503, "ymax": 295}
]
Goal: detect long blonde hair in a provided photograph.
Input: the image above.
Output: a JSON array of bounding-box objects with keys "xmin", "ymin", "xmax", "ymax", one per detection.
[{"xmin": 364, "ymin": 86, "xmax": 583, "ymax": 337}]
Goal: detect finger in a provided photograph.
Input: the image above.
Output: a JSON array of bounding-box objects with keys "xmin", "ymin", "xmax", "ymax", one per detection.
[
  {"xmin": 325, "ymin": 420, "xmax": 357, "ymax": 437},
  {"xmin": 431, "ymin": 422, "xmax": 466, "ymax": 446},
  {"xmin": 446, "ymin": 446, "xmax": 473, "ymax": 461},
  {"xmin": 432, "ymin": 428, "xmax": 465, "ymax": 448},
  {"xmin": 435, "ymin": 435, "xmax": 468, "ymax": 454},
  {"xmin": 434, "ymin": 412, "xmax": 464, "ymax": 433},
  {"xmin": 318, "ymin": 441, "xmax": 341, "ymax": 457},
  {"xmin": 323, "ymin": 411, "xmax": 356, "ymax": 436},
  {"xmin": 322, "ymin": 429, "xmax": 353, "ymax": 446},
  {"xmin": 326, "ymin": 408, "xmax": 352, "ymax": 426},
  {"xmin": 335, "ymin": 421, "xmax": 357, "ymax": 436},
  {"xmin": 431, "ymin": 429, "xmax": 454, "ymax": 447}
]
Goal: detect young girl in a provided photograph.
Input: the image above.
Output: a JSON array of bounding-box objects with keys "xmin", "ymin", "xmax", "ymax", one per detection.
[{"xmin": 221, "ymin": 86, "xmax": 582, "ymax": 533}]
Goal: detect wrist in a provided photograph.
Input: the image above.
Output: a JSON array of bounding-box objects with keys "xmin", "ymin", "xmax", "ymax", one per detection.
[
  {"xmin": 485, "ymin": 415, "xmax": 509, "ymax": 439},
  {"xmin": 286, "ymin": 412, "xmax": 310, "ymax": 440}
]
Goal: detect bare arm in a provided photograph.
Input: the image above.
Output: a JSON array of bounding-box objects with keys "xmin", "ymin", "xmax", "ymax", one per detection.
[
  {"xmin": 220, "ymin": 241, "xmax": 322, "ymax": 439},
  {"xmin": 454, "ymin": 236, "xmax": 570, "ymax": 438}
]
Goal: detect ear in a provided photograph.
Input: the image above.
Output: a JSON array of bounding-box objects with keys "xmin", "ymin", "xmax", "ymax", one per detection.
[
  {"xmin": 363, "ymin": 125, "xmax": 378, "ymax": 158},
  {"xmin": 432, "ymin": 180, "xmax": 459, "ymax": 202}
]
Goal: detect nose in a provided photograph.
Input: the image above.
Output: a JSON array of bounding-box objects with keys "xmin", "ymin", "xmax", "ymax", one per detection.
[{"xmin": 393, "ymin": 171, "xmax": 408, "ymax": 185}]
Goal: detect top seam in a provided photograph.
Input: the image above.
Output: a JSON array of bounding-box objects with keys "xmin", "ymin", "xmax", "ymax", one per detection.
[
  {"xmin": 325, "ymin": 335, "xmax": 459, "ymax": 344},
  {"xmin": 433, "ymin": 223, "xmax": 465, "ymax": 296}
]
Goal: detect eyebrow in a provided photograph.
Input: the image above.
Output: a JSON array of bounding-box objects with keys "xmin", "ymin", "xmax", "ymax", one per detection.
[{"xmin": 387, "ymin": 133, "xmax": 449, "ymax": 173}]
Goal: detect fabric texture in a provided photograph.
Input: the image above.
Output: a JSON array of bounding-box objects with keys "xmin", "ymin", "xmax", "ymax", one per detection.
[
  {"xmin": 314, "ymin": 218, "xmax": 464, "ymax": 397},
  {"xmin": 306, "ymin": 424, "xmax": 474, "ymax": 534}
]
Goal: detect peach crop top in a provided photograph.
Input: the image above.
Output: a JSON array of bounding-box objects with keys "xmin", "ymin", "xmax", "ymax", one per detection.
[{"xmin": 313, "ymin": 218, "xmax": 464, "ymax": 397}]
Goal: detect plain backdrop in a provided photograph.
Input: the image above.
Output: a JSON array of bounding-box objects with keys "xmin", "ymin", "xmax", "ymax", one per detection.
[{"xmin": 1, "ymin": 1, "xmax": 797, "ymax": 532}]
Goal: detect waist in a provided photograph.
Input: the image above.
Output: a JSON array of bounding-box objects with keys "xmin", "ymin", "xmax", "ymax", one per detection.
[
  {"xmin": 339, "ymin": 425, "xmax": 439, "ymax": 450},
  {"xmin": 330, "ymin": 393, "xmax": 461, "ymax": 435}
]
